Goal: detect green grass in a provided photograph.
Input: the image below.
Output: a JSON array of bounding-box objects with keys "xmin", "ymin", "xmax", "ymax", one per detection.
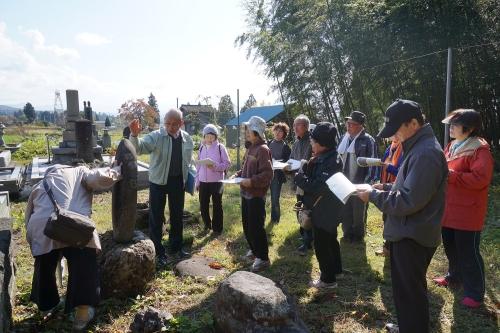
[{"xmin": 8, "ymin": 129, "xmax": 499, "ymax": 332}]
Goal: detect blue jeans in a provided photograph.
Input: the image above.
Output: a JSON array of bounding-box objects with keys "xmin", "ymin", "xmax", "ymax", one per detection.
[
  {"xmin": 270, "ymin": 175, "xmax": 283, "ymax": 222},
  {"xmin": 149, "ymin": 176, "xmax": 185, "ymax": 257}
]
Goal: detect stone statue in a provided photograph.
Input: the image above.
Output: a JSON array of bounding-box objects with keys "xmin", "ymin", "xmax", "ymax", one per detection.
[{"xmin": 112, "ymin": 139, "xmax": 137, "ymax": 242}]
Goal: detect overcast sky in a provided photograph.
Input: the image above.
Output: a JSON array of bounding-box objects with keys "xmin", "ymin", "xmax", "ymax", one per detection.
[{"xmin": 0, "ymin": 0, "xmax": 279, "ymax": 114}]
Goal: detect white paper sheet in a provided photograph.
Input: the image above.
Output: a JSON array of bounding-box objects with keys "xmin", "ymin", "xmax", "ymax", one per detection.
[
  {"xmin": 326, "ymin": 172, "xmax": 357, "ymax": 204},
  {"xmin": 195, "ymin": 158, "xmax": 215, "ymax": 166},
  {"xmin": 283, "ymin": 159, "xmax": 302, "ymax": 171},
  {"xmin": 272, "ymin": 159, "xmax": 289, "ymax": 170},
  {"xmin": 221, "ymin": 177, "xmax": 245, "ymax": 184}
]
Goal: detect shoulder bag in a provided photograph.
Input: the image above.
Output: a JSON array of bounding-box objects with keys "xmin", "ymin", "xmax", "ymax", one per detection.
[{"xmin": 43, "ymin": 179, "xmax": 95, "ymax": 247}]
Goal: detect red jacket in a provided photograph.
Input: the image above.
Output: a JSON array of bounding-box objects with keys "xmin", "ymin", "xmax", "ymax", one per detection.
[{"xmin": 442, "ymin": 137, "xmax": 494, "ymax": 231}]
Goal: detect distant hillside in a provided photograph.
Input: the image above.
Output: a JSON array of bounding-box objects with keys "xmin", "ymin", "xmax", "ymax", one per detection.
[{"xmin": 0, "ymin": 105, "xmax": 20, "ymax": 114}]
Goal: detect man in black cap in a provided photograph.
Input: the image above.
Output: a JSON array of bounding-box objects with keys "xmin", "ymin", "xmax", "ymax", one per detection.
[
  {"xmin": 337, "ymin": 111, "xmax": 378, "ymax": 242},
  {"xmin": 357, "ymin": 99, "xmax": 448, "ymax": 333}
]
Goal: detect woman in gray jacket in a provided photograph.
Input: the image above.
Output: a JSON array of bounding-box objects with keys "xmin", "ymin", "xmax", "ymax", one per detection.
[{"xmin": 25, "ymin": 164, "xmax": 120, "ymax": 330}]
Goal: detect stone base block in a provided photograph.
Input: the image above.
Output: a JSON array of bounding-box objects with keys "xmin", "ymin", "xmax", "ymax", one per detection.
[{"xmin": 98, "ymin": 230, "xmax": 155, "ymax": 298}]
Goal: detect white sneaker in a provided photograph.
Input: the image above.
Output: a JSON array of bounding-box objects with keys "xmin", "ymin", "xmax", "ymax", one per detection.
[
  {"xmin": 251, "ymin": 258, "xmax": 270, "ymax": 272},
  {"xmin": 385, "ymin": 323, "xmax": 399, "ymax": 333},
  {"xmin": 308, "ymin": 279, "xmax": 337, "ymax": 289},
  {"xmin": 73, "ymin": 305, "xmax": 95, "ymax": 331},
  {"xmin": 242, "ymin": 250, "xmax": 255, "ymax": 262}
]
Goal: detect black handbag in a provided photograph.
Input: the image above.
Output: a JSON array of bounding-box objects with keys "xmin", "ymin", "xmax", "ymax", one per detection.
[{"xmin": 43, "ymin": 179, "xmax": 95, "ymax": 247}]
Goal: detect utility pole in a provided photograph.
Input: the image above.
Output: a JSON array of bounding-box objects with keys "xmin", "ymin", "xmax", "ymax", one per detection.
[
  {"xmin": 444, "ymin": 47, "xmax": 452, "ymax": 147},
  {"xmin": 236, "ymin": 89, "xmax": 240, "ymax": 170}
]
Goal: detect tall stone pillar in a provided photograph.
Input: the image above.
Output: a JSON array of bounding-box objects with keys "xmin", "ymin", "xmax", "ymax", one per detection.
[
  {"xmin": 75, "ymin": 120, "xmax": 94, "ymax": 163},
  {"xmin": 62, "ymin": 90, "xmax": 81, "ymax": 148},
  {"xmin": 112, "ymin": 139, "xmax": 137, "ymax": 242}
]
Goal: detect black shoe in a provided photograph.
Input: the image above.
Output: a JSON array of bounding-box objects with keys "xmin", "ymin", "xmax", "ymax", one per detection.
[
  {"xmin": 174, "ymin": 249, "xmax": 191, "ymax": 259},
  {"xmin": 211, "ymin": 231, "xmax": 222, "ymax": 237},
  {"xmin": 156, "ymin": 255, "xmax": 169, "ymax": 269},
  {"xmin": 297, "ymin": 244, "xmax": 310, "ymax": 256}
]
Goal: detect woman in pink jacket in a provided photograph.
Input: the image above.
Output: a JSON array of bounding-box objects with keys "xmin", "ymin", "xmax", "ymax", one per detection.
[
  {"xmin": 195, "ymin": 124, "xmax": 231, "ymax": 235},
  {"xmin": 433, "ymin": 109, "xmax": 494, "ymax": 308}
]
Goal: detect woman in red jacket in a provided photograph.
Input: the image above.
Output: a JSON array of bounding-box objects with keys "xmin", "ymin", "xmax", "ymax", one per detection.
[{"xmin": 433, "ymin": 109, "xmax": 494, "ymax": 308}]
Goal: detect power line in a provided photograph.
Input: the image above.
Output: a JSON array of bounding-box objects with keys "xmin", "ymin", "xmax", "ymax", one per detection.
[{"xmin": 356, "ymin": 41, "xmax": 500, "ymax": 73}]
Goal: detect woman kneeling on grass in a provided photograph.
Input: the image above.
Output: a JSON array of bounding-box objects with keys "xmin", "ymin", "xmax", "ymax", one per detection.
[
  {"xmin": 433, "ymin": 109, "xmax": 494, "ymax": 308},
  {"xmin": 235, "ymin": 116, "xmax": 273, "ymax": 272},
  {"xmin": 294, "ymin": 122, "xmax": 344, "ymax": 289}
]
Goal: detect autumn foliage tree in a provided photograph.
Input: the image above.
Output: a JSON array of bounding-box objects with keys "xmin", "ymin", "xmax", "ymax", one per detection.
[{"xmin": 118, "ymin": 99, "xmax": 159, "ymax": 130}]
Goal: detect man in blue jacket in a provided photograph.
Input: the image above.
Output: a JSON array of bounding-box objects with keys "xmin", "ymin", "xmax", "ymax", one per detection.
[{"xmin": 357, "ymin": 99, "xmax": 448, "ymax": 333}]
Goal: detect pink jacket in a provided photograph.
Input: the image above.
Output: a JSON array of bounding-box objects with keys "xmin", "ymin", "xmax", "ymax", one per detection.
[{"xmin": 195, "ymin": 141, "xmax": 231, "ymax": 186}]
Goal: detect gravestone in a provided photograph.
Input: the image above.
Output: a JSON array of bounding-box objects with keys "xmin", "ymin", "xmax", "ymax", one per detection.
[
  {"xmin": 0, "ymin": 123, "xmax": 5, "ymax": 147},
  {"xmin": 101, "ymin": 128, "xmax": 111, "ymax": 149},
  {"xmin": 112, "ymin": 139, "xmax": 137, "ymax": 243},
  {"xmin": 214, "ymin": 271, "xmax": 309, "ymax": 333},
  {"xmin": 51, "ymin": 90, "xmax": 103, "ymax": 164}
]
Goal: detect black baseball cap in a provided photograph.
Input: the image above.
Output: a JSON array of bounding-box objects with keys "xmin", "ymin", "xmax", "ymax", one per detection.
[
  {"xmin": 345, "ymin": 111, "xmax": 366, "ymax": 125},
  {"xmin": 311, "ymin": 122, "xmax": 337, "ymax": 149},
  {"xmin": 378, "ymin": 99, "xmax": 422, "ymax": 138}
]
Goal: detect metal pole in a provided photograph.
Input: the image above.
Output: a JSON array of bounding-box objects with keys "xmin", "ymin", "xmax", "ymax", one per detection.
[
  {"xmin": 236, "ymin": 89, "xmax": 240, "ymax": 170},
  {"xmin": 176, "ymin": 97, "xmax": 179, "ymax": 109},
  {"xmin": 444, "ymin": 47, "xmax": 452, "ymax": 147}
]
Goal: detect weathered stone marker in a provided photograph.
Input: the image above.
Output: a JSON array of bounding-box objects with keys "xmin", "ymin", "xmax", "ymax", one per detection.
[
  {"xmin": 214, "ymin": 271, "xmax": 309, "ymax": 333},
  {"xmin": 75, "ymin": 119, "xmax": 94, "ymax": 162},
  {"xmin": 101, "ymin": 128, "xmax": 111, "ymax": 149},
  {"xmin": 112, "ymin": 139, "xmax": 137, "ymax": 243}
]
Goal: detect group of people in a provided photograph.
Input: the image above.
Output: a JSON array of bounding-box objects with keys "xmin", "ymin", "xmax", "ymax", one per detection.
[{"xmin": 24, "ymin": 100, "xmax": 493, "ymax": 332}]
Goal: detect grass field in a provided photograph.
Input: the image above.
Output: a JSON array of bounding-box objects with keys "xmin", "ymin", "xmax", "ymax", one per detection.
[{"xmin": 6, "ymin": 127, "xmax": 499, "ymax": 333}]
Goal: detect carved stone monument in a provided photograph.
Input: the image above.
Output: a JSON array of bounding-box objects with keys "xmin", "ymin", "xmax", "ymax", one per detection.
[
  {"xmin": 98, "ymin": 138, "xmax": 155, "ymax": 298},
  {"xmin": 101, "ymin": 128, "xmax": 111, "ymax": 149},
  {"xmin": 51, "ymin": 90, "xmax": 103, "ymax": 164},
  {"xmin": 112, "ymin": 139, "xmax": 137, "ymax": 243}
]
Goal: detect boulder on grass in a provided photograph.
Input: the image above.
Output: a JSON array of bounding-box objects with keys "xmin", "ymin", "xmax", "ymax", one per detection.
[
  {"xmin": 98, "ymin": 230, "xmax": 155, "ymax": 298},
  {"xmin": 214, "ymin": 271, "xmax": 309, "ymax": 333},
  {"xmin": 130, "ymin": 306, "xmax": 173, "ymax": 333}
]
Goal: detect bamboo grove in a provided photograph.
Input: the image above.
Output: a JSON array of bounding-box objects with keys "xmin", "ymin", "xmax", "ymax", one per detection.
[{"xmin": 236, "ymin": 0, "xmax": 500, "ymax": 149}]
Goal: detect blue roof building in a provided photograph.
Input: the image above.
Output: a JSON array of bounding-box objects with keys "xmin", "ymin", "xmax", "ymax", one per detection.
[
  {"xmin": 224, "ymin": 105, "xmax": 286, "ymax": 147},
  {"xmin": 225, "ymin": 105, "xmax": 284, "ymax": 126}
]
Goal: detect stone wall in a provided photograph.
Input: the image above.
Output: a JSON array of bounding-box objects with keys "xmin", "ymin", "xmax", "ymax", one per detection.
[{"xmin": 0, "ymin": 218, "xmax": 15, "ymax": 333}]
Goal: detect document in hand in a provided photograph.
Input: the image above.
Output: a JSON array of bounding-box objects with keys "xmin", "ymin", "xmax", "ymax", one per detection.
[
  {"xmin": 284, "ymin": 159, "xmax": 302, "ymax": 171},
  {"xmin": 272, "ymin": 159, "xmax": 289, "ymax": 170},
  {"xmin": 326, "ymin": 172, "xmax": 372, "ymax": 204},
  {"xmin": 221, "ymin": 177, "xmax": 245, "ymax": 184},
  {"xmin": 195, "ymin": 158, "xmax": 215, "ymax": 166}
]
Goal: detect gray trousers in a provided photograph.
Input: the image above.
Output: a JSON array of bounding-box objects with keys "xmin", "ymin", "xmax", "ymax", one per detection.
[{"xmin": 341, "ymin": 196, "xmax": 368, "ymax": 241}]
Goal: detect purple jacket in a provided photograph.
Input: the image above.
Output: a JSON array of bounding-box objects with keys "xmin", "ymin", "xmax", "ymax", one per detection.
[{"xmin": 195, "ymin": 141, "xmax": 231, "ymax": 186}]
